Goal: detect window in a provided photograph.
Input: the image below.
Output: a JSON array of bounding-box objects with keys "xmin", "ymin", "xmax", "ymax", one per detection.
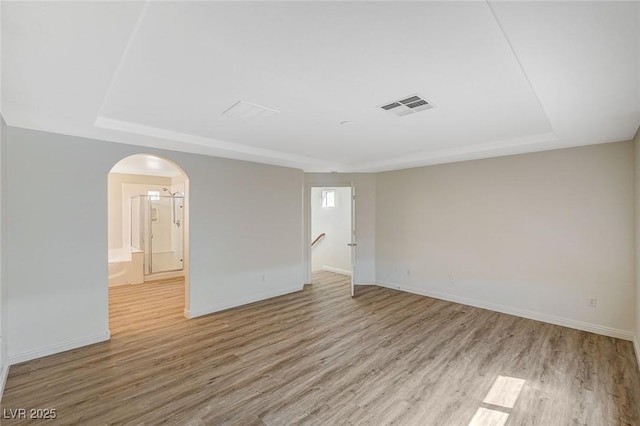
[
  {"xmin": 321, "ymin": 190, "xmax": 335, "ymax": 208},
  {"xmin": 148, "ymin": 190, "xmax": 160, "ymax": 201}
]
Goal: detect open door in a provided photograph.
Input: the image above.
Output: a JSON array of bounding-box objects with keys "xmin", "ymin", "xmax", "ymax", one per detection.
[{"xmin": 348, "ymin": 182, "xmax": 356, "ymax": 297}]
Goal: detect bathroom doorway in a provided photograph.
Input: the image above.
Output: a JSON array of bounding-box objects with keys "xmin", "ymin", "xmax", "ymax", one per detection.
[{"xmin": 107, "ymin": 154, "xmax": 190, "ymax": 328}]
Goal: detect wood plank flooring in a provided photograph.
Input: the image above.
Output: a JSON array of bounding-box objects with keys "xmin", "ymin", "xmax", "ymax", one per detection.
[{"xmin": 2, "ymin": 271, "xmax": 640, "ymax": 425}]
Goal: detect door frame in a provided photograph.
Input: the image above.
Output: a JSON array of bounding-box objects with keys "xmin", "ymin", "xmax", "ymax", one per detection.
[{"xmin": 304, "ymin": 182, "xmax": 356, "ymax": 295}]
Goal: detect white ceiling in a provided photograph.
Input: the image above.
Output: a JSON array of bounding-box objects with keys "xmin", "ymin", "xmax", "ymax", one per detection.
[{"xmin": 3, "ymin": 1, "xmax": 639, "ymax": 172}]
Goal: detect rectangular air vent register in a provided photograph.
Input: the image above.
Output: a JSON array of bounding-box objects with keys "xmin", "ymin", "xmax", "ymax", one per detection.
[
  {"xmin": 379, "ymin": 94, "xmax": 433, "ymax": 116},
  {"xmin": 222, "ymin": 100, "xmax": 280, "ymax": 120}
]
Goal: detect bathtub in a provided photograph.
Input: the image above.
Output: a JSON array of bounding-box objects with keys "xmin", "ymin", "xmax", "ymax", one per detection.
[{"xmin": 108, "ymin": 248, "xmax": 144, "ymax": 286}]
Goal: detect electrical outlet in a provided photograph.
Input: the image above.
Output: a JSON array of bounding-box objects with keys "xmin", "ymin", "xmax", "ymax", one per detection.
[
  {"xmin": 587, "ymin": 297, "xmax": 597, "ymax": 308},
  {"xmin": 449, "ymin": 274, "xmax": 454, "ymax": 284},
  {"xmin": 407, "ymin": 268, "xmax": 411, "ymax": 276},
  {"xmin": 261, "ymin": 274, "xmax": 266, "ymax": 282}
]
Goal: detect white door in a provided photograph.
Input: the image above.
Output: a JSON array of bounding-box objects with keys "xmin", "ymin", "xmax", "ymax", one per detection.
[{"xmin": 348, "ymin": 183, "xmax": 356, "ymax": 297}]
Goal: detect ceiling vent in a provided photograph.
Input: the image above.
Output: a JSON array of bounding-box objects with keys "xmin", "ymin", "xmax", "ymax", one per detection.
[
  {"xmin": 222, "ymin": 100, "xmax": 280, "ymax": 120},
  {"xmin": 379, "ymin": 94, "xmax": 433, "ymax": 116}
]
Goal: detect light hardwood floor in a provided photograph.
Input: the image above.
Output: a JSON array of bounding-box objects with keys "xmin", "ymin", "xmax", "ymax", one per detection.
[{"xmin": 2, "ymin": 271, "xmax": 640, "ymax": 425}]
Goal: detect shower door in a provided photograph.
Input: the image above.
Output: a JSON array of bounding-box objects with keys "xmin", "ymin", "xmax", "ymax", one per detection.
[{"xmin": 136, "ymin": 195, "xmax": 184, "ymax": 276}]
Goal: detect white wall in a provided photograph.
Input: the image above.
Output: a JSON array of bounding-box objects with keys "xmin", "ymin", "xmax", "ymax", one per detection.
[
  {"xmin": 311, "ymin": 187, "xmax": 352, "ymax": 275},
  {"xmin": 304, "ymin": 173, "xmax": 376, "ymax": 285},
  {"xmin": 376, "ymin": 142, "xmax": 635, "ymax": 339},
  {"xmin": 5, "ymin": 126, "xmax": 304, "ymax": 363}
]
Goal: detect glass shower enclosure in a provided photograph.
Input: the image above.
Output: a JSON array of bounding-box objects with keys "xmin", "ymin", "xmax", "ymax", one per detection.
[{"xmin": 131, "ymin": 194, "xmax": 184, "ymax": 276}]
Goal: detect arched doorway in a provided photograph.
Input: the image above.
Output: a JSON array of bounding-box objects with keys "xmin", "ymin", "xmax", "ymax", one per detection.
[{"xmin": 107, "ymin": 154, "xmax": 190, "ymax": 328}]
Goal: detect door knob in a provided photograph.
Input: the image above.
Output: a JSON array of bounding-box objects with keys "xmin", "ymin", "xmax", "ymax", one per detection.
[{"xmin": 347, "ymin": 243, "xmax": 357, "ymax": 247}]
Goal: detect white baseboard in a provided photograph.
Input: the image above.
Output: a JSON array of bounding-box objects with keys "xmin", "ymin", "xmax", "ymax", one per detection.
[
  {"xmin": 377, "ymin": 281, "xmax": 634, "ymax": 341},
  {"xmin": 8, "ymin": 330, "xmax": 111, "ymax": 365},
  {"xmin": 321, "ymin": 266, "xmax": 352, "ymax": 276},
  {"xmin": 634, "ymin": 335, "xmax": 640, "ymax": 372},
  {"xmin": 184, "ymin": 284, "xmax": 303, "ymax": 319},
  {"xmin": 0, "ymin": 362, "xmax": 9, "ymax": 402}
]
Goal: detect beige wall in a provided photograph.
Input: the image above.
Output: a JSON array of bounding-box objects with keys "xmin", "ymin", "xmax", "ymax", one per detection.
[
  {"xmin": 6, "ymin": 126, "xmax": 304, "ymax": 363},
  {"xmin": 5, "ymin": 121, "xmax": 638, "ymax": 367},
  {"xmin": 376, "ymin": 142, "xmax": 635, "ymax": 338}
]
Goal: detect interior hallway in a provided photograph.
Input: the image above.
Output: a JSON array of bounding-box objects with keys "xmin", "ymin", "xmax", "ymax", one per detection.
[{"xmin": 1, "ymin": 272, "xmax": 639, "ymax": 424}]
